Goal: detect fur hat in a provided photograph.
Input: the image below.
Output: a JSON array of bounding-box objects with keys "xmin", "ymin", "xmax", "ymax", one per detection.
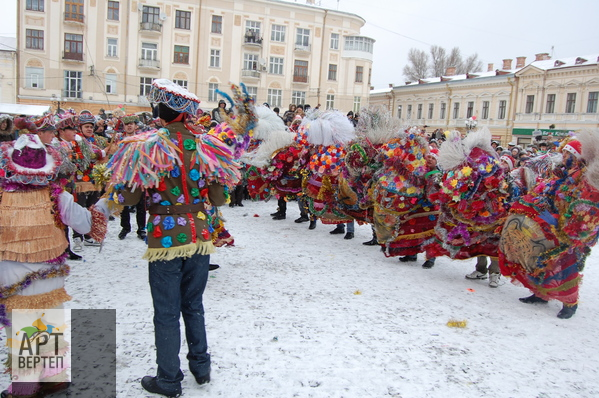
[
  {"xmin": 562, "ymin": 140, "xmax": 582, "ymax": 159},
  {"xmin": 500, "ymin": 155, "xmax": 516, "ymax": 170}
]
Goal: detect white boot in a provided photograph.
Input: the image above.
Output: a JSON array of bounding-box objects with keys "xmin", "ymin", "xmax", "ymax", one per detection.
[
  {"xmin": 72, "ymin": 237, "xmax": 83, "ymax": 252},
  {"xmin": 489, "ymin": 273, "xmax": 500, "ymax": 288}
]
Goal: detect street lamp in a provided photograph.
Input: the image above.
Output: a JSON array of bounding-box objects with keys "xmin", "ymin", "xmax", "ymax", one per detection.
[
  {"xmin": 51, "ymin": 94, "xmax": 63, "ymax": 114},
  {"xmin": 465, "ymin": 116, "xmax": 478, "ymax": 134}
]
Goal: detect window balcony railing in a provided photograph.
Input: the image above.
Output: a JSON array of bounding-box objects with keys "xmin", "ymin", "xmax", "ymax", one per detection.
[
  {"xmin": 241, "ymin": 69, "xmax": 260, "ymax": 78},
  {"xmin": 62, "ymin": 89, "xmax": 82, "ymax": 99},
  {"xmin": 64, "ymin": 12, "xmax": 84, "ymax": 23},
  {"xmin": 140, "ymin": 21, "xmax": 162, "ymax": 33},
  {"xmin": 293, "ymin": 74, "xmax": 308, "ymax": 83},
  {"xmin": 139, "ymin": 58, "xmax": 160, "ymax": 69},
  {"xmin": 294, "ymin": 43, "xmax": 311, "ymax": 52},
  {"xmin": 243, "ymin": 33, "xmax": 262, "ymax": 46},
  {"xmin": 62, "ymin": 51, "xmax": 84, "ymax": 61}
]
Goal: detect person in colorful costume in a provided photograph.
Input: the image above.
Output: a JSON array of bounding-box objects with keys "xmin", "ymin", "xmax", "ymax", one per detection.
[
  {"xmin": 0, "ymin": 114, "xmax": 15, "ymax": 142},
  {"xmin": 499, "ymin": 133, "xmax": 599, "ymax": 319},
  {"xmin": 107, "ymin": 79, "xmax": 245, "ymax": 397},
  {"xmin": 0, "ymin": 133, "xmax": 109, "ymax": 398}
]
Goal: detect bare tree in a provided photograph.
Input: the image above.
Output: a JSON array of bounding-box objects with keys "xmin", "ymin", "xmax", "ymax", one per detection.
[
  {"xmin": 461, "ymin": 53, "xmax": 484, "ymax": 74},
  {"xmin": 429, "ymin": 45, "xmax": 447, "ymax": 77},
  {"xmin": 402, "ymin": 48, "xmax": 429, "ymax": 82},
  {"xmin": 446, "ymin": 47, "xmax": 463, "ymax": 74}
]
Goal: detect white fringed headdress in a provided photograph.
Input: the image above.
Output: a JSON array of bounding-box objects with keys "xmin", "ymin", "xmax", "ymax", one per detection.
[
  {"xmin": 438, "ymin": 127, "xmax": 497, "ymax": 171},
  {"xmin": 301, "ymin": 109, "xmax": 355, "ymax": 146},
  {"xmin": 355, "ymin": 105, "xmax": 403, "ymax": 145}
]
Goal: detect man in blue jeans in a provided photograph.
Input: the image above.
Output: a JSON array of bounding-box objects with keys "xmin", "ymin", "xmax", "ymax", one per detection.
[{"xmin": 111, "ymin": 79, "xmax": 229, "ymax": 397}]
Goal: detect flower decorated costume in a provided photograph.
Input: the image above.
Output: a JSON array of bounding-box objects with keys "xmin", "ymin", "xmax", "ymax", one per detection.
[
  {"xmin": 499, "ymin": 133, "xmax": 599, "ymax": 317},
  {"xmin": 370, "ymin": 131, "xmax": 438, "ymax": 257},
  {"xmin": 427, "ymin": 128, "xmax": 509, "ymax": 260}
]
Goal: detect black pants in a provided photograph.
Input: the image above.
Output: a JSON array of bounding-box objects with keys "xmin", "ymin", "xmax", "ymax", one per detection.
[
  {"xmin": 230, "ymin": 184, "xmax": 245, "ymax": 206},
  {"xmin": 121, "ymin": 197, "xmax": 146, "ymax": 233},
  {"xmin": 73, "ymin": 191, "xmax": 101, "ymax": 240}
]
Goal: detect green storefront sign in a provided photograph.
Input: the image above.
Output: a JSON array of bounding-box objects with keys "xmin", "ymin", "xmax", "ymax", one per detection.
[{"xmin": 512, "ymin": 128, "xmax": 574, "ymax": 137}]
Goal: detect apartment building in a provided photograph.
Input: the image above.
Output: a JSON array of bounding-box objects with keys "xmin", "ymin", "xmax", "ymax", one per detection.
[
  {"xmin": 0, "ymin": 37, "xmax": 17, "ymax": 104},
  {"xmin": 16, "ymin": 0, "xmax": 374, "ymax": 115},
  {"xmin": 370, "ymin": 53, "xmax": 599, "ymax": 145}
]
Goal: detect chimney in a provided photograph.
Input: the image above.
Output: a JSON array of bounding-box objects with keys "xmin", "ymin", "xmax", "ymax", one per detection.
[
  {"xmin": 535, "ymin": 53, "xmax": 551, "ymax": 61},
  {"xmin": 502, "ymin": 59, "xmax": 513, "ymax": 70},
  {"xmin": 487, "ymin": 63, "xmax": 494, "ymax": 72},
  {"xmin": 516, "ymin": 56, "xmax": 526, "ymax": 68},
  {"xmin": 445, "ymin": 66, "xmax": 456, "ymax": 76}
]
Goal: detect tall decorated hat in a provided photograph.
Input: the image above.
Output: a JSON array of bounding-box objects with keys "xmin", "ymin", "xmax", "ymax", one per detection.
[
  {"xmin": 0, "ymin": 134, "xmax": 61, "ymax": 188},
  {"xmin": 147, "ymin": 78, "xmax": 201, "ymax": 115},
  {"xmin": 54, "ymin": 110, "xmax": 79, "ymax": 131},
  {"xmin": 78, "ymin": 110, "xmax": 96, "ymax": 126}
]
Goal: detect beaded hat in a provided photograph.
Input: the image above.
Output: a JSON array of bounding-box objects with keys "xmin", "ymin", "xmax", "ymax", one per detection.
[
  {"xmin": 147, "ymin": 79, "xmax": 200, "ymax": 115},
  {"xmin": 78, "ymin": 110, "xmax": 96, "ymax": 126}
]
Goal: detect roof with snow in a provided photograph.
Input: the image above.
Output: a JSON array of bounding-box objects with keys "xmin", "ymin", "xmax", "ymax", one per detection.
[
  {"xmin": 0, "ymin": 36, "xmax": 16, "ymax": 52},
  {"xmin": 524, "ymin": 53, "xmax": 599, "ymax": 71}
]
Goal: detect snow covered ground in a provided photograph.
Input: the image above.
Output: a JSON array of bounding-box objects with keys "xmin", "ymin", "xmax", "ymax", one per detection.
[{"xmin": 7, "ymin": 199, "xmax": 599, "ymax": 397}]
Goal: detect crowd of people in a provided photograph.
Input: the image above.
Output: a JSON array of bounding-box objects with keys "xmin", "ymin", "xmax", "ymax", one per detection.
[{"xmin": 0, "ymin": 80, "xmax": 598, "ymax": 397}]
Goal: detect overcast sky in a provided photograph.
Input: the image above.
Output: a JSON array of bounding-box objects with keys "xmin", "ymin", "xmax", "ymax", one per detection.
[{"xmin": 3, "ymin": 0, "xmax": 598, "ymax": 90}]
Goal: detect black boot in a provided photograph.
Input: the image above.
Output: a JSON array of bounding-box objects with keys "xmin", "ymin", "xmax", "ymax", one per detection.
[
  {"xmin": 308, "ymin": 220, "xmax": 317, "ymax": 230},
  {"xmin": 295, "ymin": 215, "xmax": 309, "ymax": 223},
  {"xmin": 137, "ymin": 230, "xmax": 147, "ymax": 240},
  {"xmin": 422, "ymin": 258, "xmax": 435, "ymax": 268},
  {"xmin": 194, "ymin": 371, "xmax": 211, "ymax": 385},
  {"xmin": 362, "ymin": 238, "xmax": 378, "ymax": 246},
  {"xmin": 329, "ymin": 225, "xmax": 345, "ymax": 235},
  {"xmin": 141, "ymin": 376, "xmax": 181, "ymax": 397},
  {"xmin": 272, "ymin": 213, "xmax": 286, "ymax": 220},
  {"xmin": 118, "ymin": 229, "xmax": 130, "ymax": 240},
  {"xmin": 209, "ymin": 264, "xmax": 220, "ymax": 271},
  {"xmin": 557, "ymin": 304, "xmax": 578, "ymax": 319},
  {"xmin": 66, "ymin": 248, "xmax": 82, "ymax": 261},
  {"xmin": 344, "ymin": 232, "xmax": 354, "ymax": 240},
  {"xmin": 399, "ymin": 255, "xmax": 418, "ymax": 262},
  {"xmin": 519, "ymin": 294, "xmax": 548, "ymax": 304}
]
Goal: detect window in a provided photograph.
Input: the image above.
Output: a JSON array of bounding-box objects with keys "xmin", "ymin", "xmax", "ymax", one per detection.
[
  {"xmin": 587, "ymin": 92, "xmax": 598, "ymax": 113},
  {"xmin": 105, "ymin": 73, "xmax": 117, "ymax": 94},
  {"xmin": 107, "ymin": 38, "xmax": 117, "ymax": 57},
  {"xmin": 545, "ymin": 94, "xmax": 556, "ymax": 114},
  {"xmin": 525, "ymin": 95, "xmax": 534, "ymax": 114},
  {"xmin": 565, "ymin": 93, "xmax": 576, "ymax": 113},
  {"xmin": 344, "ymin": 36, "xmax": 374, "ymax": 53},
  {"xmin": 141, "ymin": 43, "xmax": 158, "ymax": 60},
  {"xmin": 26, "ymin": 29, "xmax": 44, "ymax": 50},
  {"xmin": 407, "ymin": 105, "xmax": 412, "ymax": 119},
  {"xmin": 482, "ymin": 101, "xmax": 489, "ymax": 119},
  {"xmin": 397, "ymin": 105, "xmax": 402, "ymax": 119},
  {"xmin": 292, "ymin": 91, "xmax": 305, "ymax": 105},
  {"xmin": 64, "ymin": 70, "xmax": 82, "ymax": 98},
  {"xmin": 173, "ymin": 79, "xmax": 187, "ymax": 89},
  {"xmin": 467, "ymin": 101, "xmax": 474, "ymax": 118},
  {"xmin": 246, "ymin": 86, "xmax": 258, "ymax": 102},
  {"xmin": 353, "ymin": 96, "xmax": 361, "ymax": 114},
  {"xmin": 440, "ymin": 102, "xmax": 446, "ymax": 119},
  {"xmin": 142, "ymin": 6, "xmax": 160, "ymax": 23},
  {"xmin": 271, "ymin": 24, "xmax": 286, "ymax": 42},
  {"xmin": 210, "ymin": 49, "xmax": 220, "ymax": 68},
  {"xmin": 107, "ymin": 1, "xmax": 119, "ymax": 21},
  {"xmin": 269, "ymin": 57, "xmax": 283, "ymax": 75},
  {"xmin": 330, "ymin": 33, "xmax": 339, "ymax": 50},
  {"xmin": 26, "ymin": 0, "xmax": 44, "ymax": 11},
  {"xmin": 208, "ymin": 83, "xmax": 219, "ymax": 102},
  {"xmin": 64, "ymin": 33, "xmax": 83, "ymax": 61},
  {"xmin": 368, "ymin": 68, "xmax": 372, "ymax": 86},
  {"xmin": 25, "ymin": 67, "xmax": 44, "ymax": 88},
  {"xmin": 296, "ymin": 28, "xmax": 310, "ymax": 48},
  {"xmin": 243, "ymin": 53, "xmax": 258, "ymax": 70},
  {"xmin": 175, "ymin": 10, "xmax": 191, "ymax": 30},
  {"xmin": 328, "ymin": 64, "xmax": 337, "ymax": 81},
  {"xmin": 293, "ymin": 60, "xmax": 308, "ymax": 83},
  {"xmin": 498, "ymin": 100, "xmax": 506, "ymax": 119},
  {"xmin": 452, "ymin": 102, "xmax": 460, "ymax": 119},
  {"xmin": 355, "ymin": 66, "xmax": 363, "ymax": 83},
  {"xmin": 65, "ymin": 0, "xmax": 84, "ymax": 22},
  {"xmin": 417, "ymin": 104, "xmax": 423, "ymax": 119},
  {"xmin": 139, "ymin": 77, "xmax": 153, "ymax": 96},
  {"xmin": 326, "ymin": 94, "xmax": 335, "ymax": 110},
  {"xmin": 428, "ymin": 103, "xmax": 434, "ymax": 119},
  {"xmin": 245, "ymin": 20, "xmax": 261, "ymax": 39},
  {"xmin": 267, "ymin": 89, "xmax": 282, "ymax": 108},
  {"xmin": 174, "ymin": 45, "xmax": 189, "ymax": 64},
  {"xmin": 211, "ymin": 15, "xmax": 222, "ymax": 34}
]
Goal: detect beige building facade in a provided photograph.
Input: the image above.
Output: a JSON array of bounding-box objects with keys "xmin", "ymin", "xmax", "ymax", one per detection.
[
  {"xmin": 0, "ymin": 37, "xmax": 17, "ymax": 104},
  {"xmin": 370, "ymin": 53, "xmax": 599, "ymax": 145},
  {"xmin": 16, "ymin": 0, "xmax": 374, "ymax": 115}
]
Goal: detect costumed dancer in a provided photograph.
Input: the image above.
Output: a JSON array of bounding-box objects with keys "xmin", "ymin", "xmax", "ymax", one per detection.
[
  {"xmin": 107, "ymin": 79, "xmax": 247, "ymax": 397},
  {"xmin": 299, "ymin": 109, "xmax": 356, "ymax": 238},
  {"xmin": 426, "ymin": 128, "xmax": 510, "ymax": 285},
  {"xmin": 0, "ymin": 134, "xmax": 109, "ymax": 398},
  {"xmin": 499, "ymin": 132, "xmax": 599, "ymax": 318},
  {"xmin": 0, "ymin": 114, "xmax": 15, "ymax": 142},
  {"xmin": 370, "ymin": 128, "xmax": 440, "ymax": 267}
]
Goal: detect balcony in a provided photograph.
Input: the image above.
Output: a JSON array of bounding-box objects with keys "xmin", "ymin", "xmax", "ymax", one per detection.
[
  {"xmin": 140, "ymin": 21, "xmax": 162, "ymax": 33},
  {"xmin": 293, "ymin": 74, "xmax": 308, "ymax": 84},
  {"xmin": 62, "ymin": 51, "xmax": 84, "ymax": 62},
  {"xmin": 294, "ymin": 43, "xmax": 311, "ymax": 53},
  {"xmin": 139, "ymin": 58, "xmax": 160, "ymax": 69},
  {"xmin": 243, "ymin": 32, "xmax": 262, "ymax": 48},
  {"xmin": 241, "ymin": 69, "xmax": 260, "ymax": 79},
  {"xmin": 64, "ymin": 12, "xmax": 84, "ymax": 24},
  {"xmin": 62, "ymin": 89, "xmax": 82, "ymax": 100}
]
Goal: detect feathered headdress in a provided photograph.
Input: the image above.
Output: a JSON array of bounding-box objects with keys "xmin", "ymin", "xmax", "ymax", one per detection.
[
  {"xmin": 355, "ymin": 105, "xmax": 403, "ymax": 145},
  {"xmin": 301, "ymin": 109, "xmax": 356, "ymax": 146}
]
